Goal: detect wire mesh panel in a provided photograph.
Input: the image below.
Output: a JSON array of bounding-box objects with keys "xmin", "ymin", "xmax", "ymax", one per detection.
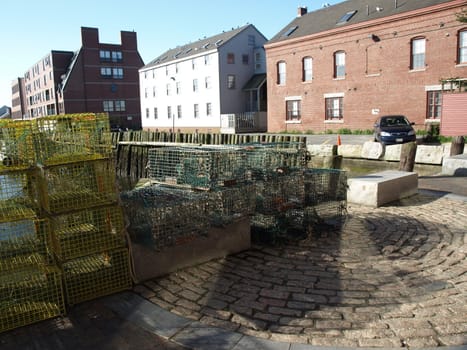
[
  {"xmin": 0, "ymin": 218, "xmax": 51, "ymax": 272},
  {"xmin": 62, "ymin": 248, "xmax": 132, "ymax": 305},
  {"xmin": 0, "ymin": 266, "xmax": 65, "ymax": 333},
  {"xmin": 304, "ymin": 168, "xmax": 347, "ymax": 224},
  {"xmin": 207, "ymin": 183, "xmax": 256, "ymax": 226},
  {"xmin": 251, "ymin": 171, "xmax": 305, "ymax": 244},
  {"xmin": 0, "ymin": 171, "xmax": 38, "ymax": 223},
  {"xmin": 34, "ymin": 113, "xmax": 112, "ymax": 166},
  {"xmin": 120, "ymin": 184, "xmax": 210, "ymax": 251},
  {"xmin": 50, "ymin": 205, "xmax": 126, "ymax": 261},
  {"xmin": 0, "ymin": 119, "xmax": 36, "ymax": 171},
  {"xmin": 254, "ymin": 170, "xmax": 305, "ymax": 216},
  {"xmin": 39, "ymin": 159, "xmax": 118, "ymax": 214},
  {"xmin": 148, "ymin": 146, "xmax": 247, "ymax": 190},
  {"xmin": 243, "ymin": 143, "xmax": 307, "ymax": 179}
]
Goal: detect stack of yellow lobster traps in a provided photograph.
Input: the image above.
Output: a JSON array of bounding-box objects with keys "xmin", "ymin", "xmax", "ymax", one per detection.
[{"xmin": 0, "ymin": 114, "xmax": 131, "ymax": 333}]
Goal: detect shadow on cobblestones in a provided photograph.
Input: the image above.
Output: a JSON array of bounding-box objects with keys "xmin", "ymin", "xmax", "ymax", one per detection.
[{"xmin": 138, "ymin": 195, "xmax": 466, "ymax": 348}]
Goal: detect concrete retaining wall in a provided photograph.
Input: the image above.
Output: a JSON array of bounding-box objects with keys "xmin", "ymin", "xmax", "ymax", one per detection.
[{"xmin": 313, "ymin": 141, "xmax": 463, "ymax": 166}]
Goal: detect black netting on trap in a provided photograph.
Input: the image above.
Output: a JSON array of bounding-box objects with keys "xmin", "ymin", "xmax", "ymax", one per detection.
[
  {"xmin": 120, "ymin": 185, "xmax": 210, "ymax": 251},
  {"xmin": 252, "ymin": 170, "xmax": 306, "ymax": 243},
  {"xmin": 206, "ymin": 182, "xmax": 256, "ymax": 226},
  {"xmin": 147, "ymin": 146, "xmax": 247, "ymax": 190},
  {"xmin": 242, "ymin": 142, "xmax": 307, "ymax": 180},
  {"xmin": 304, "ymin": 168, "xmax": 347, "ymax": 225}
]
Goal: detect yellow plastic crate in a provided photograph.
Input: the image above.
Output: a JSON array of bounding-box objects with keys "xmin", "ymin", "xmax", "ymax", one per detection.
[
  {"xmin": 0, "ymin": 266, "xmax": 65, "ymax": 333},
  {"xmin": 0, "ymin": 119, "xmax": 36, "ymax": 172},
  {"xmin": 50, "ymin": 205, "xmax": 126, "ymax": 261},
  {"xmin": 63, "ymin": 248, "xmax": 132, "ymax": 305},
  {"xmin": 0, "ymin": 170, "xmax": 39, "ymax": 223},
  {"xmin": 0, "ymin": 219, "xmax": 52, "ymax": 272},
  {"xmin": 38, "ymin": 159, "xmax": 118, "ymax": 214},
  {"xmin": 34, "ymin": 113, "xmax": 112, "ymax": 166}
]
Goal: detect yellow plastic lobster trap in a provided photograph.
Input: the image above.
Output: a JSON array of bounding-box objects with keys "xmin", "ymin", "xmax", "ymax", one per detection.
[
  {"xmin": 62, "ymin": 248, "xmax": 131, "ymax": 306},
  {"xmin": 0, "ymin": 265, "xmax": 65, "ymax": 333},
  {"xmin": 38, "ymin": 159, "xmax": 118, "ymax": 214},
  {"xmin": 0, "ymin": 218, "xmax": 53, "ymax": 272},
  {"xmin": 50, "ymin": 205, "xmax": 126, "ymax": 261},
  {"xmin": 33, "ymin": 113, "xmax": 112, "ymax": 166},
  {"xmin": 0, "ymin": 119, "xmax": 36, "ymax": 172},
  {"xmin": 0, "ymin": 170, "xmax": 38, "ymax": 223}
]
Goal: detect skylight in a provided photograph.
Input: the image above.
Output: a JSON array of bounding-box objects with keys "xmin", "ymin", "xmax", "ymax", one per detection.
[
  {"xmin": 337, "ymin": 10, "xmax": 357, "ymax": 25},
  {"xmin": 281, "ymin": 26, "xmax": 298, "ymax": 38}
]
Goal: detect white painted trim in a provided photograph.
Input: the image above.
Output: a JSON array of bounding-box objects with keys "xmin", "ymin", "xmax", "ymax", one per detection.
[
  {"xmin": 323, "ymin": 92, "xmax": 344, "ymax": 98},
  {"xmin": 285, "ymin": 95, "xmax": 302, "ymax": 101}
]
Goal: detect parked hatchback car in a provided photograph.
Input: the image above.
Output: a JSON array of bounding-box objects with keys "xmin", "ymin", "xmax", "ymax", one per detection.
[{"xmin": 373, "ymin": 115, "xmax": 416, "ymax": 145}]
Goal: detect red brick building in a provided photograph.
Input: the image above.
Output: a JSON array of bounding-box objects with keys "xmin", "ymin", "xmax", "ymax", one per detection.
[
  {"xmin": 13, "ymin": 27, "xmax": 144, "ymax": 129},
  {"xmin": 265, "ymin": 0, "xmax": 467, "ymax": 133}
]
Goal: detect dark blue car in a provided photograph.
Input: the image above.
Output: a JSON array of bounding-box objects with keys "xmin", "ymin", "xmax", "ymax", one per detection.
[{"xmin": 374, "ymin": 115, "xmax": 416, "ymax": 145}]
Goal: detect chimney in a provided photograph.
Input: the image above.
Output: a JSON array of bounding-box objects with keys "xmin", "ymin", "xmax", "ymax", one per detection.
[{"xmin": 297, "ymin": 6, "xmax": 308, "ymax": 17}]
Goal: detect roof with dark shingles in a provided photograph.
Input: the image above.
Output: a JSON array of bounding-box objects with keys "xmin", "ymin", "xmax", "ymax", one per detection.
[
  {"xmin": 143, "ymin": 24, "xmax": 261, "ymax": 70},
  {"xmin": 268, "ymin": 0, "xmax": 458, "ymax": 44}
]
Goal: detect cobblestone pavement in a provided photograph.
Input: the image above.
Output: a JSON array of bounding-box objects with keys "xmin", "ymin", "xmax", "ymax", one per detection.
[
  {"xmin": 0, "ymin": 192, "xmax": 465, "ymax": 349},
  {"xmin": 133, "ymin": 194, "xmax": 467, "ymax": 348}
]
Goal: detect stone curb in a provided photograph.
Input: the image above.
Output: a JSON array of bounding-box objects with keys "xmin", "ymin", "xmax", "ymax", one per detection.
[{"xmin": 105, "ymin": 292, "xmax": 467, "ymax": 350}]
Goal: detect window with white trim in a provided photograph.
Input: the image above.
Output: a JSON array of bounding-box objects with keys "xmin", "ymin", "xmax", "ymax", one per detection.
[
  {"xmin": 286, "ymin": 100, "xmax": 301, "ymax": 121},
  {"xmin": 334, "ymin": 51, "xmax": 345, "ymax": 78},
  {"xmin": 303, "ymin": 57, "xmax": 312, "ymax": 82},
  {"xmin": 115, "ymin": 100, "xmax": 126, "ymax": 111},
  {"xmin": 277, "ymin": 61, "xmax": 286, "ymax": 85},
  {"xmin": 411, "ymin": 37, "xmax": 426, "ymax": 70},
  {"xmin": 458, "ymin": 29, "xmax": 467, "ymax": 64},
  {"xmin": 325, "ymin": 97, "xmax": 343, "ymax": 120},
  {"xmin": 177, "ymin": 105, "xmax": 182, "ymax": 119},
  {"xmin": 426, "ymin": 91, "xmax": 442, "ymax": 119},
  {"xmin": 227, "ymin": 75, "xmax": 236, "ymax": 89},
  {"xmin": 103, "ymin": 100, "xmax": 114, "ymax": 112}
]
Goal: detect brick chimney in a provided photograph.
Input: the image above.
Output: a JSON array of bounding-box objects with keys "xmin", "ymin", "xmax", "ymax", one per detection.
[{"xmin": 297, "ymin": 6, "xmax": 308, "ymax": 17}]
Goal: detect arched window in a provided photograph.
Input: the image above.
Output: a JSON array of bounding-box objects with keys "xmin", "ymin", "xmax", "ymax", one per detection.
[
  {"xmin": 277, "ymin": 61, "xmax": 286, "ymax": 85},
  {"xmin": 334, "ymin": 51, "xmax": 345, "ymax": 78},
  {"xmin": 411, "ymin": 37, "xmax": 426, "ymax": 70},
  {"xmin": 302, "ymin": 57, "xmax": 313, "ymax": 82}
]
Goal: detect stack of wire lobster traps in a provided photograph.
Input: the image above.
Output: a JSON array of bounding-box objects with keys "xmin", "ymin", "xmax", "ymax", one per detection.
[
  {"xmin": 125, "ymin": 141, "xmax": 347, "ymax": 250},
  {"xmin": 246, "ymin": 143, "xmax": 347, "ymax": 243},
  {"xmin": 0, "ymin": 114, "xmax": 131, "ymax": 333},
  {"xmin": 120, "ymin": 145, "xmax": 256, "ymax": 254}
]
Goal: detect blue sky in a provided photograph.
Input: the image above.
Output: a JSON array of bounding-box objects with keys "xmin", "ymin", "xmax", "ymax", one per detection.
[{"xmin": 0, "ymin": 0, "xmax": 343, "ymax": 108}]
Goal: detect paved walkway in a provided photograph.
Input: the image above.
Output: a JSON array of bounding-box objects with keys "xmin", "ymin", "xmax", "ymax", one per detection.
[{"xmin": 1, "ymin": 178, "xmax": 466, "ymax": 349}]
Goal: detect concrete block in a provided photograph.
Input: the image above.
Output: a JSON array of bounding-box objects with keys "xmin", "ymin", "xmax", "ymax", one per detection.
[
  {"xmin": 347, "ymin": 170, "xmax": 418, "ymax": 207},
  {"xmin": 307, "ymin": 144, "xmax": 336, "ymax": 156},
  {"xmin": 442, "ymin": 154, "xmax": 467, "ymax": 175},
  {"xmin": 130, "ymin": 217, "xmax": 251, "ymax": 282},
  {"xmin": 361, "ymin": 141, "xmax": 384, "ymax": 160},
  {"xmin": 338, "ymin": 144, "xmax": 363, "ymax": 158},
  {"xmin": 308, "ymin": 155, "xmax": 342, "ymax": 169},
  {"xmin": 415, "ymin": 145, "xmax": 444, "ymax": 165},
  {"xmin": 383, "ymin": 144, "xmax": 402, "ymax": 161}
]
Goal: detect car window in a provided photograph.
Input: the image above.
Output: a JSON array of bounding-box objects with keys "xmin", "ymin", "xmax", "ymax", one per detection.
[{"xmin": 394, "ymin": 117, "xmax": 408, "ymax": 125}]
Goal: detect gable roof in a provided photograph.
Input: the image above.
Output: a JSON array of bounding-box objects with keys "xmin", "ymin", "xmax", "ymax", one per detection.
[
  {"xmin": 143, "ymin": 24, "xmax": 264, "ymax": 70},
  {"xmin": 268, "ymin": 0, "xmax": 458, "ymax": 45}
]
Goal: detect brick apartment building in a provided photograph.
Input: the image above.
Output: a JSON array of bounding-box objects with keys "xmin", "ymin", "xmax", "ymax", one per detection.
[
  {"xmin": 265, "ymin": 0, "xmax": 467, "ymax": 133},
  {"xmin": 12, "ymin": 27, "xmax": 144, "ymax": 129}
]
